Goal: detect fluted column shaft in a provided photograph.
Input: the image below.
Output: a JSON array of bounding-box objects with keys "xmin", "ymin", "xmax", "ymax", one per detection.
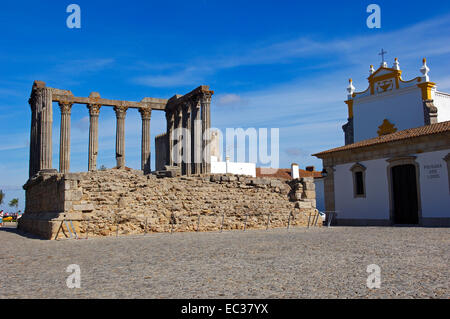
[
  {"xmin": 192, "ymin": 100, "xmax": 202, "ymax": 174},
  {"xmin": 182, "ymin": 103, "xmax": 192, "ymax": 176},
  {"xmin": 166, "ymin": 111, "xmax": 174, "ymax": 167},
  {"xmin": 28, "ymin": 98, "xmax": 38, "ymax": 177},
  {"xmin": 206, "ymin": 95, "xmax": 211, "ymax": 173},
  {"xmin": 87, "ymin": 104, "xmax": 101, "ymax": 171},
  {"xmin": 139, "ymin": 108, "xmax": 152, "ymax": 174},
  {"xmin": 114, "ymin": 106, "xmax": 127, "ymax": 168},
  {"xmin": 201, "ymin": 93, "xmax": 212, "ymax": 173},
  {"xmin": 174, "ymin": 108, "xmax": 183, "ymax": 166},
  {"xmin": 58, "ymin": 102, "xmax": 72, "ymax": 173},
  {"xmin": 183, "ymin": 103, "xmax": 192, "ymax": 176},
  {"xmin": 38, "ymin": 87, "xmax": 53, "ymax": 171}
]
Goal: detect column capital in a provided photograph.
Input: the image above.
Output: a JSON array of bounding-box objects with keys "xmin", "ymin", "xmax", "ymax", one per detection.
[
  {"xmin": 58, "ymin": 101, "xmax": 73, "ymax": 114},
  {"xmin": 200, "ymin": 92, "xmax": 213, "ymax": 105},
  {"xmin": 87, "ymin": 104, "xmax": 101, "ymax": 116},
  {"xmin": 31, "ymin": 84, "xmax": 48, "ymax": 97},
  {"xmin": 114, "ymin": 105, "xmax": 128, "ymax": 119},
  {"xmin": 139, "ymin": 108, "xmax": 152, "ymax": 120}
]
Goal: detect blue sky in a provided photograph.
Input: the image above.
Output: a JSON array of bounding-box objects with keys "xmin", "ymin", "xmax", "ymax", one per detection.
[{"xmin": 1, "ymin": 0, "xmax": 450, "ymax": 211}]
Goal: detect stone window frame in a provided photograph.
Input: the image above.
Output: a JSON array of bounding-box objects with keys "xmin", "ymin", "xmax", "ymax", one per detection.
[
  {"xmin": 350, "ymin": 163, "xmax": 367, "ymax": 198},
  {"xmin": 386, "ymin": 156, "xmax": 423, "ymax": 225},
  {"xmin": 444, "ymin": 153, "xmax": 450, "ymax": 195}
]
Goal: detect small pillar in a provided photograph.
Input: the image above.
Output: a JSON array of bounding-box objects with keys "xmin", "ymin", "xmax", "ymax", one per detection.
[
  {"xmin": 139, "ymin": 108, "xmax": 152, "ymax": 174},
  {"xmin": 58, "ymin": 102, "xmax": 72, "ymax": 173},
  {"xmin": 114, "ymin": 106, "xmax": 127, "ymax": 168}
]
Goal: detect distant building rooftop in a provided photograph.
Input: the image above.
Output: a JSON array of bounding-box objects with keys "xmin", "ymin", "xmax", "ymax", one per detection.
[{"xmin": 256, "ymin": 167, "xmax": 322, "ymax": 179}]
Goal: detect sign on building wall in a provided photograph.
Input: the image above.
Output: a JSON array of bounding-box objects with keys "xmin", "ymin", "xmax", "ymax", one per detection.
[{"xmin": 424, "ymin": 164, "xmax": 442, "ymax": 180}]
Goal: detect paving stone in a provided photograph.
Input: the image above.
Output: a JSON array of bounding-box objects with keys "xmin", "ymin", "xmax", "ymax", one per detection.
[{"xmin": 0, "ymin": 225, "xmax": 448, "ymax": 299}]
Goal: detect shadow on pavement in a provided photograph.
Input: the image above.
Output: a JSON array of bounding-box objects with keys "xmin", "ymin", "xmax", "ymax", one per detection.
[{"xmin": 0, "ymin": 223, "xmax": 46, "ymax": 240}]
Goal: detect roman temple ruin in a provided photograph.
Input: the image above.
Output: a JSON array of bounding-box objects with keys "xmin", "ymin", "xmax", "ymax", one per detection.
[
  {"xmin": 19, "ymin": 81, "xmax": 320, "ymax": 239},
  {"xmin": 27, "ymin": 80, "xmax": 214, "ymax": 177}
]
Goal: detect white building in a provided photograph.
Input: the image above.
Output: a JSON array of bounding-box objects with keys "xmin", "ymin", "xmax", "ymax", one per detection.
[
  {"xmin": 315, "ymin": 57, "xmax": 450, "ymax": 226},
  {"xmin": 209, "ymin": 130, "xmax": 256, "ymax": 177},
  {"xmin": 211, "ymin": 156, "xmax": 256, "ymax": 177}
]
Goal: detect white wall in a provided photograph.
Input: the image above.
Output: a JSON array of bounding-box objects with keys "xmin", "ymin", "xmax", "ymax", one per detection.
[
  {"xmin": 334, "ymin": 159, "xmax": 390, "ymax": 221},
  {"xmin": 433, "ymin": 91, "xmax": 450, "ymax": 123},
  {"xmin": 211, "ymin": 157, "xmax": 256, "ymax": 177},
  {"xmin": 354, "ymin": 87, "xmax": 424, "ymax": 142},
  {"xmin": 333, "ymin": 149, "xmax": 450, "ymax": 222}
]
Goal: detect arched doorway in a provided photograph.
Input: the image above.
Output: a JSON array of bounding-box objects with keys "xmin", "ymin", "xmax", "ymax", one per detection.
[{"xmin": 391, "ymin": 164, "xmax": 419, "ymax": 225}]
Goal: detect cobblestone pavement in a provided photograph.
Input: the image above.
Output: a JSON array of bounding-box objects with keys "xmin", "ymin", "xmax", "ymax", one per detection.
[{"xmin": 0, "ymin": 225, "xmax": 448, "ymax": 299}]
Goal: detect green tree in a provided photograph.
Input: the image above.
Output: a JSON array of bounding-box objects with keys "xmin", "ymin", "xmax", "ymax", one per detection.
[
  {"xmin": 9, "ymin": 198, "xmax": 19, "ymax": 210},
  {"xmin": 0, "ymin": 190, "xmax": 5, "ymax": 206}
]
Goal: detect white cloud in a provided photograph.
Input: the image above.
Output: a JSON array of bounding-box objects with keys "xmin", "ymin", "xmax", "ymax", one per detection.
[
  {"xmin": 74, "ymin": 116, "xmax": 89, "ymax": 131},
  {"xmin": 435, "ymin": 76, "xmax": 450, "ymax": 91},
  {"xmin": 0, "ymin": 133, "xmax": 29, "ymax": 151},
  {"xmin": 133, "ymin": 67, "xmax": 208, "ymax": 88},
  {"xmin": 285, "ymin": 147, "xmax": 309, "ymax": 157},
  {"xmin": 131, "ymin": 13, "xmax": 450, "ymax": 93},
  {"xmin": 55, "ymin": 58, "xmax": 115, "ymax": 75},
  {"xmin": 215, "ymin": 94, "xmax": 247, "ymax": 106}
]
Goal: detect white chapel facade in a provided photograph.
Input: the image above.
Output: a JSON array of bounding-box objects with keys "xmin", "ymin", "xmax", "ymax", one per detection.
[
  {"xmin": 342, "ymin": 57, "xmax": 450, "ymax": 145},
  {"xmin": 315, "ymin": 57, "xmax": 450, "ymax": 227}
]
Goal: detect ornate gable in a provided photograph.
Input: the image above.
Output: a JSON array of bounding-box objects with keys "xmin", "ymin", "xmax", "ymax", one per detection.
[
  {"xmin": 348, "ymin": 58, "xmax": 434, "ymax": 101},
  {"xmin": 368, "ymin": 67, "xmax": 402, "ymax": 94}
]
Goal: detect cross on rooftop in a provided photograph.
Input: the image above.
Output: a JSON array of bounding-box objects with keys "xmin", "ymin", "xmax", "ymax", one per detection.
[{"xmin": 379, "ymin": 49, "xmax": 388, "ymax": 63}]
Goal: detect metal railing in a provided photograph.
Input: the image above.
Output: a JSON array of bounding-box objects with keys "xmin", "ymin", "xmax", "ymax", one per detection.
[
  {"xmin": 54, "ymin": 210, "xmax": 327, "ymax": 240},
  {"xmin": 322, "ymin": 211, "xmax": 339, "ymax": 227}
]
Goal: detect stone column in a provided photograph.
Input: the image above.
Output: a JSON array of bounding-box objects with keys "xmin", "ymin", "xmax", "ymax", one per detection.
[
  {"xmin": 166, "ymin": 110, "xmax": 174, "ymax": 167},
  {"xmin": 174, "ymin": 107, "xmax": 183, "ymax": 167},
  {"xmin": 38, "ymin": 86, "xmax": 53, "ymax": 171},
  {"xmin": 29, "ymin": 81, "xmax": 47, "ymax": 177},
  {"xmin": 28, "ymin": 97, "xmax": 38, "ymax": 178},
  {"xmin": 181, "ymin": 105, "xmax": 186, "ymax": 175},
  {"xmin": 58, "ymin": 102, "xmax": 72, "ymax": 173},
  {"xmin": 139, "ymin": 108, "xmax": 152, "ymax": 174},
  {"xmin": 183, "ymin": 103, "xmax": 192, "ymax": 176},
  {"xmin": 192, "ymin": 99, "xmax": 202, "ymax": 174},
  {"xmin": 114, "ymin": 106, "xmax": 127, "ymax": 169},
  {"xmin": 87, "ymin": 104, "xmax": 101, "ymax": 171},
  {"xmin": 201, "ymin": 93, "xmax": 212, "ymax": 173}
]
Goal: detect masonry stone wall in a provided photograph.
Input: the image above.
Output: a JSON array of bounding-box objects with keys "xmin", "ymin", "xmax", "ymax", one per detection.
[{"xmin": 19, "ymin": 169, "xmax": 320, "ymax": 239}]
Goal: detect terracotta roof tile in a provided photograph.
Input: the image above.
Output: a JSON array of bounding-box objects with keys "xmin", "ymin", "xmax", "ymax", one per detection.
[{"xmin": 314, "ymin": 121, "xmax": 450, "ymax": 157}]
